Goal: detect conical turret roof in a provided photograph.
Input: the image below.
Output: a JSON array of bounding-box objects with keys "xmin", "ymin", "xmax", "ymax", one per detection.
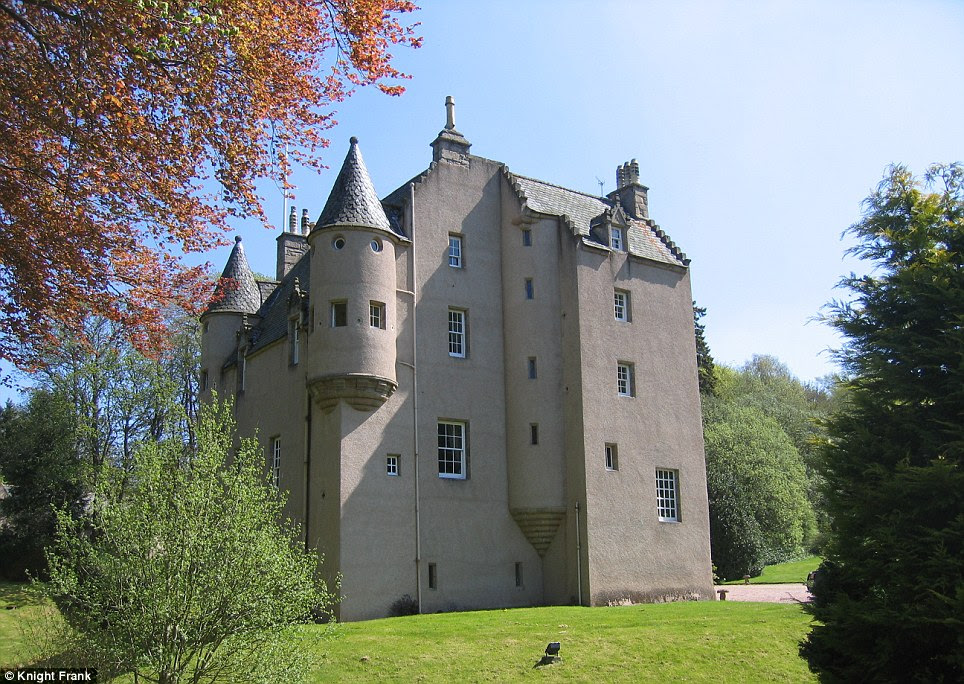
[
  {"xmin": 316, "ymin": 137, "xmax": 391, "ymax": 231},
  {"xmin": 206, "ymin": 236, "xmax": 261, "ymax": 314}
]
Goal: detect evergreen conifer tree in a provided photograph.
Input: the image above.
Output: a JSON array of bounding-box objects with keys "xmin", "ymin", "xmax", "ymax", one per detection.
[{"xmin": 801, "ymin": 164, "xmax": 964, "ymax": 681}]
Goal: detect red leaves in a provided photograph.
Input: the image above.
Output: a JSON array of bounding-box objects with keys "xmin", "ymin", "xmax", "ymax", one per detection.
[{"xmin": 0, "ymin": 0, "xmax": 420, "ymax": 371}]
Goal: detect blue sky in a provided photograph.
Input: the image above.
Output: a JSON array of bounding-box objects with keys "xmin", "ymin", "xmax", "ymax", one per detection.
[{"xmin": 4, "ymin": 0, "xmax": 963, "ymax": 402}]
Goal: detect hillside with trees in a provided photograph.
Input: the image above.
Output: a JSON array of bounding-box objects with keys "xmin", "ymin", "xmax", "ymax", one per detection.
[{"xmin": 696, "ymin": 304, "xmax": 834, "ymax": 580}]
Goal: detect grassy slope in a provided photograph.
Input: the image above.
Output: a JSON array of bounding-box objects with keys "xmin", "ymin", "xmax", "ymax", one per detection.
[
  {"xmin": 0, "ymin": 582, "xmax": 52, "ymax": 668},
  {"xmin": 723, "ymin": 556, "xmax": 822, "ymax": 585},
  {"xmin": 2, "ymin": 582, "xmax": 816, "ymax": 682},
  {"xmin": 311, "ymin": 602, "xmax": 816, "ymax": 682}
]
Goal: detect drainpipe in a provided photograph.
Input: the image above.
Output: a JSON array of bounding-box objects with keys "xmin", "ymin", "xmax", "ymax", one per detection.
[
  {"xmin": 304, "ymin": 386, "xmax": 312, "ymax": 551},
  {"xmin": 407, "ymin": 182, "xmax": 422, "ymax": 613},
  {"xmin": 575, "ymin": 501, "xmax": 583, "ymax": 606}
]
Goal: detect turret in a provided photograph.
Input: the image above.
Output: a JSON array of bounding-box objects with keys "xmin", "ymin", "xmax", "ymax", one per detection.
[
  {"xmin": 200, "ymin": 236, "xmax": 261, "ymax": 395},
  {"xmin": 306, "ymin": 137, "xmax": 398, "ymax": 412}
]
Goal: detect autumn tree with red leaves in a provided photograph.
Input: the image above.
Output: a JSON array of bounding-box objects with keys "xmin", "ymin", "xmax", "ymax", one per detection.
[{"xmin": 0, "ymin": 0, "xmax": 420, "ymax": 371}]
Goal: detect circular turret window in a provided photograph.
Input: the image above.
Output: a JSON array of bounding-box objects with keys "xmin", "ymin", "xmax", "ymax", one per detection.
[
  {"xmin": 332, "ymin": 236, "xmax": 346, "ymax": 250},
  {"xmin": 370, "ymin": 238, "xmax": 383, "ymax": 253}
]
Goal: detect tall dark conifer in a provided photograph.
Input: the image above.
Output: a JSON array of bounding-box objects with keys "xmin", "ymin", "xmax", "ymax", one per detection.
[
  {"xmin": 694, "ymin": 302, "xmax": 717, "ymax": 396},
  {"xmin": 801, "ymin": 165, "xmax": 964, "ymax": 682}
]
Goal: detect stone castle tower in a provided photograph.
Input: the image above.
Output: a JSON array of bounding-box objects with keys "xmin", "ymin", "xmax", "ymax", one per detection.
[{"xmin": 200, "ymin": 99, "xmax": 714, "ymax": 621}]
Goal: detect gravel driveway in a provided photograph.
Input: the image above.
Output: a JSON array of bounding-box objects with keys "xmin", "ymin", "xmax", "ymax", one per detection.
[{"xmin": 714, "ymin": 583, "xmax": 811, "ymax": 604}]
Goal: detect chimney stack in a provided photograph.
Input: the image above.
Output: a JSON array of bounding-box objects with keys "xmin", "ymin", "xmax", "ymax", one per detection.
[
  {"xmin": 276, "ymin": 205, "xmax": 310, "ymax": 280},
  {"xmin": 609, "ymin": 159, "xmax": 649, "ymax": 219}
]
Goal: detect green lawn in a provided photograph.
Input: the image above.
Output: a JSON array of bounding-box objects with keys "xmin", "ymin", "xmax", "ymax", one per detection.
[
  {"xmin": 2, "ymin": 582, "xmax": 817, "ymax": 682},
  {"xmin": 0, "ymin": 582, "xmax": 55, "ymax": 668},
  {"xmin": 723, "ymin": 556, "xmax": 822, "ymax": 585},
  {"xmin": 309, "ymin": 602, "xmax": 815, "ymax": 682}
]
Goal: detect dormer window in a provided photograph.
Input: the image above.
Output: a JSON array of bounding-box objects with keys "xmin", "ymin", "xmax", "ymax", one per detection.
[{"xmin": 610, "ymin": 227, "xmax": 624, "ymax": 251}]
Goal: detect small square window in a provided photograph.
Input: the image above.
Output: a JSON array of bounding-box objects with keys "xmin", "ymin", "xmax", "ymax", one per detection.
[
  {"xmin": 614, "ymin": 289, "xmax": 630, "ymax": 322},
  {"xmin": 530, "ymin": 423, "xmax": 539, "ymax": 445},
  {"xmin": 617, "ymin": 362, "xmax": 635, "ymax": 397},
  {"xmin": 330, "ymin": 300, "xmax": 347, "ymax": 327},
  {"xmin": 386, "ymin": 454, "xmax": 400, "ymax": 476},
  {"xmin": 525, "ymin": 278, "xmax": 534, "ymax": 300},
  {"xmin": 370, "ymin": 301, "xmax": 385, "ymax": 329},
  {"xmin": 428, "ymin": 562, "xmax": 438, "ymax": 589},
  {"xmin": 605, "ymin": 443, "xmax": 618, "ymax": 471},
  {"xmin": 522, "ymin": 229, "xmax": 532, "ymax": 246},
  {"xmin": 449, "ymin": 234, "xmax": 463, "ymax": 268},
  {"xmin": 611, "ymin": 227, "xmax": 624, "ymax": 250},
  {"xmin": 656, "ymin": 469, "xmax": 680, "ymax": 522},
  {"xmin": 527, "ymin": 357, "xmax": 537, "ymax": 379}
]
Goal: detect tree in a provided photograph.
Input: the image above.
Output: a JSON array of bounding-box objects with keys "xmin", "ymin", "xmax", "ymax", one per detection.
[
  {"xmin": 0, "ymin": 0, "xmax": 420, "ymax": 371},
  {"xmin": 801, "ymin": 165, "xmax": 964, "ymax": 681},
  {"xmin": 703, "ymin": 397, "xmax": 816, "ymax": 580},
  {"xmin": 693, "ymin": 302, "xmax": 717, "ymax": 396},
  {"xmin": 34, "ymin": 313, "xmax": 201, "ymax": 474},
  {"xmin": 0, "ymin": 390, "xmax": 86, "ymax": 579},
  {"xmin": 717, "ymin": 354, "xmax": 834, "ymax": 545},
  {"xmin": 44, "ymin": 397, "xmax": 332, "ymax": 683}
]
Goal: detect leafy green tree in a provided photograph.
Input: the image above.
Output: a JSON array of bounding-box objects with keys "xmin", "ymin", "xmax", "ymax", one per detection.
[
  {"xmin": 801, "ymin": 165, "xmax": 964, "ymax": 681},
  {"xmin": 0, "ymin": 391, "xmax": 86, "ymax": 579},
  {"xmin": 703, "ymin": 397, "xmax": 816, "ymax": 580},
  {"xmin": 716, "ymin": 355, "xmax": 833, "ymax": 546},
  {"xmin": 34, "ymin": 313, "xmax": 201, "ymax": 474},
  {"xmin": 44, "ymin": 398, "xmax": 332, "ymax": 683}
]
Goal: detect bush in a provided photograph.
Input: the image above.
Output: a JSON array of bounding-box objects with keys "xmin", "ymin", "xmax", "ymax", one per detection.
[{"xmin": 43, "ymin": 398, "xmax": 333, "ymax": 683}]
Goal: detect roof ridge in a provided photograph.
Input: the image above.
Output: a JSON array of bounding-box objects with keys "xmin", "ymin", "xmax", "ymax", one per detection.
[{"xmin": 507, "ymin": 170, "xmax": 612, "ymax": 204}]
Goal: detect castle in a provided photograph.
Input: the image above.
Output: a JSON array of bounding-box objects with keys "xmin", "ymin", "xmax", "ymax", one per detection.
[{"xmin": 200, "ymin": 98, "xmax": 714, "ymax": 620}]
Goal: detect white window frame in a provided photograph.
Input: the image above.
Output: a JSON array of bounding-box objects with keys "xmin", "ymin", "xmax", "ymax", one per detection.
[
  {"xmin": 386, "ymin": 454, "xmax": 399, "ymax": 476},
  {"xmin": 370, "ymin": 301, "xmax": 385, "ymax": 329},
  {"xmin": 289, "ymin": 317, "xmax": 300, "ymax": 365},
  {"xmin": 617, "ymin": 362, "xmax": 635, "ymax": 397},
  {"xmin": 271, "ymin": 437, "xmax": 281, "ymax": 488},
  {"xmin": 448, "ymin": 234, "xmax": 463, "ymax": 268},
  {"xmin": 614, "ymin": 289, "xmax": 630, "ymax": 322},
  {"xmin": 605, "ymin": 443, "xmax": 618, "ymax": 471},
  {"xmin": 448, "ymin": 308, "xmax": 466, "ymax": 358},
  {"xmin": 611, "ymin": 226, "xmax": 624, "ymax": 250},
  {"xmin": 656, "ymin": 468, "xmax": 679, "ymax": 522},
  {"xmin": 437, "ymin": 420, "xmax": 467, "ymax": 479}
]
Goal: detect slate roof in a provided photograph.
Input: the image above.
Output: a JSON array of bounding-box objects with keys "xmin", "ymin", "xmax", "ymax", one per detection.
[
  {"xmin": 316, "ymin": 137, "xmax": 395, "ymax": 233},
  {"xmin": 246, "ymin": 254, "xmax": 310, "ymax": 355},
  {"xmin": 505, "ymin": 172, "xmax": 688, "ymax": 267},
  {"xmin": 206, "ymin": 236, "xmax": 262, "ymax": 314}
]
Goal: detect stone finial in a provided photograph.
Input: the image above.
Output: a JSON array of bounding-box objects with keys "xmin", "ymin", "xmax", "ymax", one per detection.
[
  {"xmin": 445, "ymin": 95, "xmax": 456, "ymax": 130},
  {"xmin": 288, "ymin": 205, "xmax": 297, "ymax": 233},
  {"xmin": 432, "ymin": 96, "xmax": 471, "ymax": 164},
  {"xmin": 301, "ymin": 208, "xmax": 310, "ymax": 235}
]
